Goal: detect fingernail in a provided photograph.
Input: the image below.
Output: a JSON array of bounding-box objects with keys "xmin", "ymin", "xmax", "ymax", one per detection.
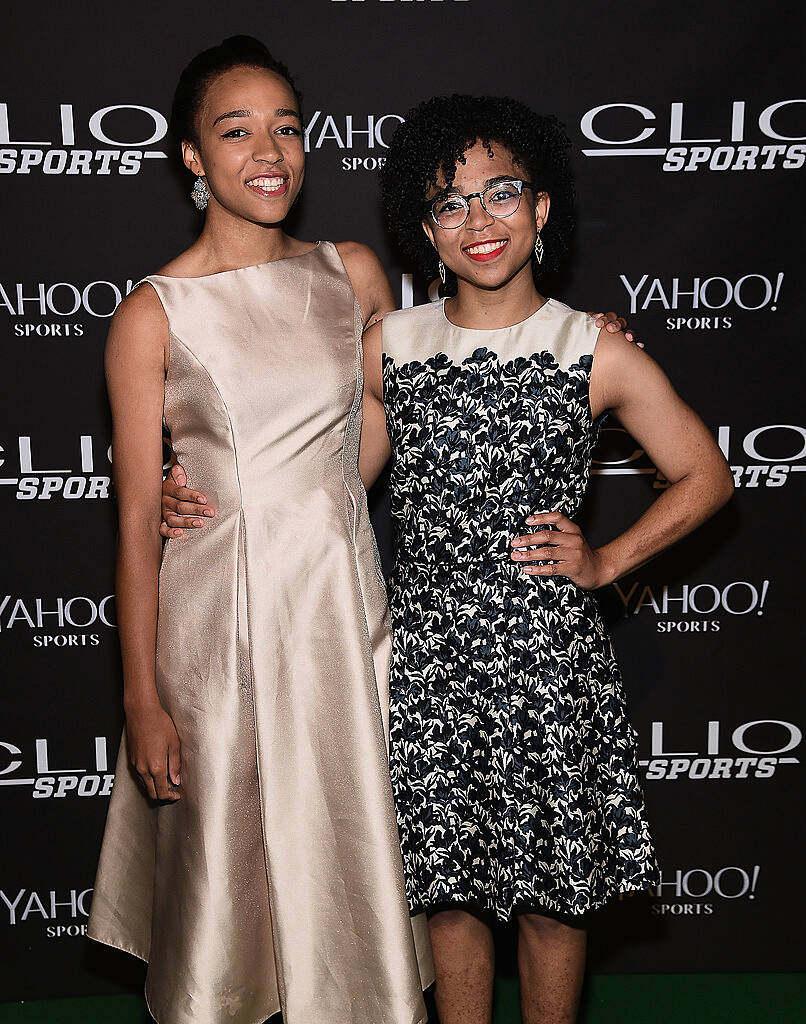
[
  {"xmin": 174, "ymin": 529, "xmax": 183, "ymax": 537},
  {"xmin": 193, "ymin": 519, "xmax": 202, "ymax": 527},
  {"xmin": 204, "ymin": 508, "xmax": 215, "ymax": 517},
  {"xmin": 197, "ymin": 496, "xmax": 206, "ymax": 504}
]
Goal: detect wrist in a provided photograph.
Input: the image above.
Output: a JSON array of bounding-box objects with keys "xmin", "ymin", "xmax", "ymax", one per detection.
[
  {"xmin": 591, "ymin": 546, "xmax": 620, "ymax": 589},
  {"xmin": 123, "ymin": 690, "xmax": 162, "ymax": 714}
]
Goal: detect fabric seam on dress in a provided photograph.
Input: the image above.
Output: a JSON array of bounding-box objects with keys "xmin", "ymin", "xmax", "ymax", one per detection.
[
  {"xmin": 238, "ymin": 507, "xmax": 288, "ymax": 1017},
  {"xmin": 148, "ymin": 303, "xmax": 286, "ymax": 1019},
  {"xmin": 341, "ymin": 297, "xmax": 378, "ymax": 651}
]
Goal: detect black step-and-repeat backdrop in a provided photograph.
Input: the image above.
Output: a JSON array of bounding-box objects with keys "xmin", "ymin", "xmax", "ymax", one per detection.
[{"xmin": 1, "ymin": 0, "xmax": 803, "ymax": 1003}]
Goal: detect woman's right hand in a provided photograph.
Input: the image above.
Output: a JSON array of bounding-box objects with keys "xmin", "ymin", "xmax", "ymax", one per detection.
[
  {"xmin": 125, "ymin": 701, "xmax": 182, "ymax": 801},
  {"xmin": 160, "ymin": 463, "xmax": 216, "ymax": 538}
]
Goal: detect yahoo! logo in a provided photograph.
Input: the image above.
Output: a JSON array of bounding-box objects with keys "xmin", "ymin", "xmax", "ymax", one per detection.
[
  {"xmin": 618, "ymin": 271, "xmax": 785, "ymax": 332},
  {"xmin": 0, "ymin": 277, "xmax": 133, "ymax": 339},
  {"xmin": 648, "ymin": 864, "xmax": 761, "ymax": 916},
  {"xmin": 0, "ymin": 886, "xmax": 94, "ymax": 938},
  {"xmin": 0, "ymin": 593, "xmax": 116, "ymax": 648},
  {"xmin": 613, "ymin": 579, "xmax": 770, "ymax": 634},
  {"xmin": 303, "ymin": 110, "xmax": 405, "ymax": 172}
]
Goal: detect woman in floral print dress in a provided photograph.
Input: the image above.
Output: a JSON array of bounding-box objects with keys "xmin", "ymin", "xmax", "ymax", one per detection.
[{"xmin": 368, "ymin": 95, "xmax": 734, "ymax": 1024}]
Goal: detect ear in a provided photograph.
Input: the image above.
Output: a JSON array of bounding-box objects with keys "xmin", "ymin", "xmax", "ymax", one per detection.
[
  {"xmin": 421, "ymin": 217, "xmax": 437, "ymax": 252},
  {"xmin": 535, "ymin": 191, "xmax": 551, "ymax": 232},
  {"xmin": 182, "ymin": 140, "xmax": 206, "ymax": 177}
]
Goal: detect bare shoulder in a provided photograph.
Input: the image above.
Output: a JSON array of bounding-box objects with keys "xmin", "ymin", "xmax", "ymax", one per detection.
[
  {"xmin": 334, "ymin": 239, "xmax": 384, "ymax": 273},
  {"xmin": 594, "ymin": 325, "xmax": 656, "ymax": 374},
  {"xmin": 111, "ymin": 282, "xmax": 167, "ymax": 335},
  {"xmin": 334, "ymin": 240, "xmax": 390, "ymax": 291},
  {"xmin": 105, "ymin": 284, "xmax": 168, "ymax": 368},
  {"xmin": 334, "ymin": 241, "xmax": 394, "ymax": 324},
  {"xmin": 592, "ymin": 326, "xmax": 672, "ymax": 412}
]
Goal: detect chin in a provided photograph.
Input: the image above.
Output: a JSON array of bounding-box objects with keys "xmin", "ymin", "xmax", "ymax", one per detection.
[
  {"xmin": 469, "ymin": 267, "xmax": 519, "ymax": 290},
  {"xmin": 225, "ymin": 197, "xmax": 295, "ymax": 226}
]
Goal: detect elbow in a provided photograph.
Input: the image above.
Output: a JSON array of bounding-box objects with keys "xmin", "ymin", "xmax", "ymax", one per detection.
[
  {"xmin": 713, "ymin": 460, "xmax": 735, "ymax": 511},
  {"xmin": 116, "ymin": 517, "xmax": 163, "ymax": 558}
]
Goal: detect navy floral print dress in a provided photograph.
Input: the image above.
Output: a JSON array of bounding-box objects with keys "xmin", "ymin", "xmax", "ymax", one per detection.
[{"xmin": 381, "ymin": 298, "xmax": 658, "ymax": 921}]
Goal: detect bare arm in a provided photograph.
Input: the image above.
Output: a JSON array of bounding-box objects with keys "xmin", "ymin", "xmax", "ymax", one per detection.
[
  {"xmin": 512, "ymin": 330, "xmax": 734, "ymax": 586},
  {"xmin": 107, "ymin": 285, "xmax": 181, "ymax": 800},
  {"xmin": 335, "ymin": 241, "xmax": 394, "ymax": 489},
  {"xmin": 359, "ymin": 319, "xmax": 391, "ymax": 490}
]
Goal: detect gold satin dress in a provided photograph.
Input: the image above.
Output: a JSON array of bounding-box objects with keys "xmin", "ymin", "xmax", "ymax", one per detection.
[{"xmin": 88, "ymin": 241, "xmax": 433, "ymax": 1024}]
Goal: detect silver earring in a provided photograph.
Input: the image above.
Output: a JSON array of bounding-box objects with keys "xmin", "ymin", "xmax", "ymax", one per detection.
[
  {"xmin": 438, "ymin": 259, "xmax": 446, "ymax": 285},
  {"xmin": 191, "ymin": 176, "xmax": 209, "ymax": 211},
  {"xmin": 534, "ymin": 231, "xmax": 544, "ymax": 265}
]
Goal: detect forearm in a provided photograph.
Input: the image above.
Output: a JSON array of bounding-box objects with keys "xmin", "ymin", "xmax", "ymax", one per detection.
[
  {"xmin": 115, "ymin": 524, "xmax": 163, "ymax": 710},
  {"xmin": 594, "ymin": 468, "xmax": 733, "ymax": 586},
  {"xmin": 359, "ymin": 442, "xmax": 391, "ymax": 490},
  {"xmin": 358, "ymin": 387, "xmax": 391, "ymax": 490}
]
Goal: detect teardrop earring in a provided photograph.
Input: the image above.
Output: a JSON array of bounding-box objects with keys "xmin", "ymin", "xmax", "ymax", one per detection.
[
  {"xmin": 534, "ymin": 231, "xmax": 544, "ymax": 265},
  {"xmin": 191, "ymin": 176, "xmax": 209, "ymax": 211},
  {"xmin": 438, "ymin": 259, "xmax": 446, "ymax": 285}
]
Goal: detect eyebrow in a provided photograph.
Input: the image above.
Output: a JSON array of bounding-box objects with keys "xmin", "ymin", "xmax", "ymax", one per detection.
[
  {"xmin": 440, "ymin": 173, "xmax": 516, "ymax": 192},
  {"xmin": 212, "ymin": 107, "xmax": 301, "ymax": 127},
  {"xmin": 433, "ymin": 175, "xmax": 517, "ymax": 198}
]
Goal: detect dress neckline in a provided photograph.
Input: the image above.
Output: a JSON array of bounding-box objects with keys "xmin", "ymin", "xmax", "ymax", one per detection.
[
  {"xmin": 149, "ymin": 241, "xmax": 323, "ymax": 282},
  {"xmin": 440, "ymin": 296, "xmax": 552, "ymax": 333}
]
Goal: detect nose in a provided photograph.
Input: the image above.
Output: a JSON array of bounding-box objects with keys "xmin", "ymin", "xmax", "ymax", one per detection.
[
  {"xmin": 466, "ymin": 195, "xmax": 495, "ymax": 231},
  {"xmin": 252, "ymin": 131, "xmax": 284, "ymax": 165}
]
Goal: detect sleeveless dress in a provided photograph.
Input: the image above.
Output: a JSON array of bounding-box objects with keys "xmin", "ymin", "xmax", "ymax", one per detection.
[
  {"xmin": 381, "ymin": 297, "xmax": 659, "ymax": 921},
  {"xmin": 88, "ymin": 242, "xmax": 433, "ymax": 1024}
]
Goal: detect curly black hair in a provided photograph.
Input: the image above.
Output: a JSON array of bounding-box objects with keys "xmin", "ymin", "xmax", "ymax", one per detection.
[{"xmin": 379, "ymin": 94, "xmax": 574, "ymax": 295}]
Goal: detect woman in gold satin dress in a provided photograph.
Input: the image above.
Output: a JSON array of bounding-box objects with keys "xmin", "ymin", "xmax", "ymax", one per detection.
[{"xmin": 87, "ymin": 37, "xmax": 432, "ymax": 1024}]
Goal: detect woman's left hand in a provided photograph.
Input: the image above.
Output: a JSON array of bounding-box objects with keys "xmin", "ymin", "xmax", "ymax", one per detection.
[
  {"xmin": 588, "ymin": 311, "xmax": 643, "ymax": 347},
  {"xmin": 510, "ymin": 511, "xmax": 611, "ymax": 590}
]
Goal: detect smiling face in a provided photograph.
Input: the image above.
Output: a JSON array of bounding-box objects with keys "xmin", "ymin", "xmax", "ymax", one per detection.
[
  {"xmin": 182, "ymin": 65, "xmax": 305, "ymax": 225},
  {"xmin": 422, "ymin": 139, "xmax": 550, "ymax": 292}
]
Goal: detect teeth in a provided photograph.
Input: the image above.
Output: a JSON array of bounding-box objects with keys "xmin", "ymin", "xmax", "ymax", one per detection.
[
  {"xmin": 465, "ymin": 240, "xmax": 507, "ymax": 255},
  {"xmin": 247, "ymin": 177, "xmax": 286, "ymax": 189}
]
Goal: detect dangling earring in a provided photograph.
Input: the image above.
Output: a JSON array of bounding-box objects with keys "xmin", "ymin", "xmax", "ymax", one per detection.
[
  {"xmin": 191, "ymin": 176, "xmax": 209, "ymax": 211},
  {"xmin": 438, "ymin": 259, "xmax": 446, "ymax": 285},
  {"xmin": 534, "ymin": 230, "xmax": 544, "ymax": 265}
]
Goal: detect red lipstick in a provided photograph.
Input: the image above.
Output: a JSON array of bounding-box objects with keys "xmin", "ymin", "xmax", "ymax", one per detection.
[{"xmin": 462, "ymin": 239, "xmax": 509, "ymax": 262}]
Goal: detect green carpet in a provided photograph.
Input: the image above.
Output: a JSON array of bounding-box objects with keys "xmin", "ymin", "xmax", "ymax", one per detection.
[{"xmin": 1, "ymin": 975, "xmax": 803, "ymax": 1023}]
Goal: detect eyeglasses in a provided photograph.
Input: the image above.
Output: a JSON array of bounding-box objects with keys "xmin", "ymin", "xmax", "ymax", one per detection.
[{"xmin": 427, "ymin": 179, "xmax": 535, "ymax": 230}]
